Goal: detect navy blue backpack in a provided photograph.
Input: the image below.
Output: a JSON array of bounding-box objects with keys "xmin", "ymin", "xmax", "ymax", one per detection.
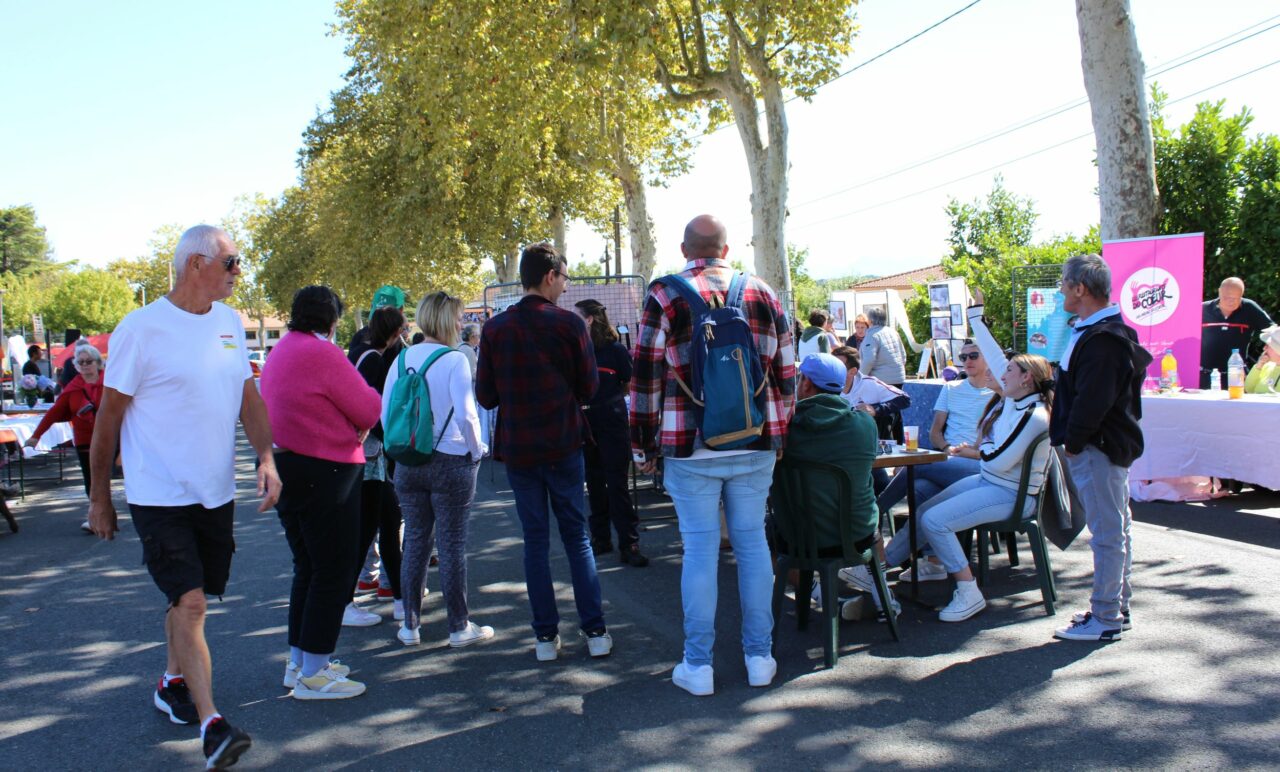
[{"xmin": 657, "ymin": 271, "xmax": 768, "ymax": 450}]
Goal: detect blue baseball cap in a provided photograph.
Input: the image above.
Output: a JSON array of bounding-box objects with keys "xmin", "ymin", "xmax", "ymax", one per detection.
[{"xmin": 799, "ymin": 353, "xmax": 847, "ymax": 394}]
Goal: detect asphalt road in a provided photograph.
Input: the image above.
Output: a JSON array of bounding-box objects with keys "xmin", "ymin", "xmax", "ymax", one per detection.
[{"xmin": 1, "ymin": 440, "xmax": 1277, "ymax": 770}]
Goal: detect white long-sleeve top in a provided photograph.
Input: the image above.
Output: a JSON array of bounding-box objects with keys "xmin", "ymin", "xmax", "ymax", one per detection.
[
  {"xmin": 382, "ymin": 342, "xmax": 486, "ymax": 459},
  {"xmin": 966, "ymin": 304, "xmax": 1050, "ymax": 494}
]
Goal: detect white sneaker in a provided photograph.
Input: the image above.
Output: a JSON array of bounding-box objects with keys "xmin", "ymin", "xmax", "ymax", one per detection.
[
  {"xmin": 535, "ymin": 635, "xmax": 561, "ymax": 661},
  {"xmin": 449, "ymin": 621, "xmax": 495, "ymax": 648},
  {"xmin": 1056, "ymin": 611, "xmax": 1123, "ymax": 641},
  {"xmin": 291, "ymin": 663, "xmax": 366, "ymax": 700},
  {"xmin": 745, "ymin": 655, "xmax": 777, "ymax": 687},
  {"xmin": 397, "ymin": 625, "xmax": 420, "ymax": 646},
  {"xmin": 838, "ymin": 564, "xmax": 875, "ymax": 594},
  {"xmin": 393, "ymin": 600, "xmax": 406, "ymax": 622},
  {"xmin": 342, "ymin": 603, "xmax": 382, "ymax": 627},
  {"xmin": 283, "ymin": 659, "xmax": 349, "ymax": 689},
  {"xmin": 900, "ymin": 559, "xmax": 949, "ymax": 583},
  {"xmin": 938, "ymin": 580, "xmax": 986, "ymax": 622},
  {"xmin": 672, "ymin": 660, "xmax": 714, "ymax": 696},
  {"xmin": 80, "ymin": 520, "xmax": 92, "ymax": 533},
  {"xmin": 585, "ymin": 630, "xmax": 613, "ymax": 658}
]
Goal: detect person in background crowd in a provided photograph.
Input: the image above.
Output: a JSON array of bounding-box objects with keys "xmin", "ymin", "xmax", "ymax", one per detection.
[
  {"xmin": 798, "ymin": 309, "xmax": 839, "ymax": 358},
  {"xmin": 872, "ymin": 339, "xmax": 994, "ymax": 526},
  {"xmin": 630, "ymin": 214, "xmax": 795, "ymax": 696},
  {"xmin": 477, "ymin": 244, "xmax": 612, "ymax": 663},
  {"xmin": 858, "ymin": 308, "xmax": 906, "ymax": 387},
  {"xmin": 459, "ymin": 323, "xmax": 481, "ymax": 379},
  {"xmin": 27, "ymin": 343, "xmax": 106, "ymax": 533},
  {"xmin": 1245, "ymin": 325, "xmax": 1280, "ymax": 394},
  {"xmin": 1201, "ymin": 276, "xmax": 1273, "ymax": 388},
  {"xmin": 830, "ymin": 345, "xmax": 909, "ymax": 495},
  {"xmin": 262, "ymin": 285, "xmax": 381, "ymax": 700},
  {"xmin": 574, "ymin": 298, "xmax": 647, "ymax": 568},
  {"xmin": 1048, "ymin": 255, "xmax": 1151, "ymax": 642},
  {"xmin": 345, "ymin": 306, "xmax": 408, "ymax": 628},
  {"xmin": 58, "ymin": 337, "xmax": 91, "ymax": 390},
  {"xmin": 88, "ymin": 224, "xmax": 278, "ymax": 768},
  {"xmin": 850, "ymin": 313, "xmax": 871, "ymax": 350},
  {"xmin": 23, "ymin": 344, "xmax": 44, "ymax": 377},
  {"xmin": 387, "ymin": 291, "xmax": 493, "ymax": 649},
  {"xmin": 411, "ymin": 331, "xmax": 426, "ymax": 345}
]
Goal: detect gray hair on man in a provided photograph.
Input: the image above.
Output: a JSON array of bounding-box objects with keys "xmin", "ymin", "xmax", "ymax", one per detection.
[
  {"xmin": 461, "ymin": 323, "xmax": 481, "ymax": 344},
  {"xmin": 173, "ymin": 224, "xmax": 229, "ymax": 278},
  {"xmin": 1062, "ymin": 253, "xmax": 1112, "ymax": 299},
  {"xmin": 866, "ymin": 307, "xmax": 887, "ymax": 327}
]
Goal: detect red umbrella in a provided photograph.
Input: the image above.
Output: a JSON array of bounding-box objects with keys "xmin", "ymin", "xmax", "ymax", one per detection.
[{"xmin": 54, "ymin": 333, "xmax": 111, "ymax": 368}]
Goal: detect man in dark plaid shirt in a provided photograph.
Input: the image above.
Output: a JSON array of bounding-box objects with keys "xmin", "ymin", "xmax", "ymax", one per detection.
[
  {"xmin": 629, "ymin": 215, "xmax": 795, "ymax": 696},
  {"xmin": 476, "ymin": 243, "xmax": 613, "ymax": 662}
]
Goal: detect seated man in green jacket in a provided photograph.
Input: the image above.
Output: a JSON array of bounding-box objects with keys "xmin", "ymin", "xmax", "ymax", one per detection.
[{"xmin": 783, "ymin": 353, "xmax": 899, "ymax": 620}]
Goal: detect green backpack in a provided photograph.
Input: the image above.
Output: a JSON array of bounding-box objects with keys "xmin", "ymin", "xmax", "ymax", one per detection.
[{"xmin": 383, "ymin": 347, "xmax": 457, "ymax": 466}]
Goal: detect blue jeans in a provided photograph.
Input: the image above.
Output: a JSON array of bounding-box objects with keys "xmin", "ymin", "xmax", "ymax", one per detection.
[
  {"xmin": 506, "ymin": 454, "xmax": 605, "ymax": 638},
  {"xmin": 663, "ymin": 451, "xmax": 775, "ymax": 667},
  {"xmin": 877, "ymin": 455, "xmax": 981, "ymax": 513},
  {"xmin": 1067, "ymin": 446, "xmax": 1133, "ymax": 626},
  {"xmin": 884, "ymin": 474, "xmax": 1032, "ymax": 574}
]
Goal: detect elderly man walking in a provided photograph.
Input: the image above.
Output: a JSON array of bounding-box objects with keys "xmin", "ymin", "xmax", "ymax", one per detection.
[
  {"xmin": 1051, "ymin": 253, "xmax": 1151, "ymax": 642},
  {"xmin": 631, "ymin": 214, "xmax": 795, "ymax": 696},
  {"xmin": 88, "ymin": 224, "xmax": 281, "ymax": 769}
]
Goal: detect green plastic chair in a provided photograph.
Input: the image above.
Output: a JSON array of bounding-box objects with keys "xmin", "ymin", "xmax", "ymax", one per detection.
[
  {"xmin": 770, "ymin": 457, "xmax": 900, "ymax": 669},
  {"xmin": 973, "ymin": 430, "xmax": 1058, "ymax": 615}
]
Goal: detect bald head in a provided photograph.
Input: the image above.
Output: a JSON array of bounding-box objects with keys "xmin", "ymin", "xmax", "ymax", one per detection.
[
  {"xmin": 682, "ymin": 215, "xmax": 728, "ymax": 260},
  {"xmin": 1219, "ymin": 277, "xmax": 1245, "ymax": 317}
]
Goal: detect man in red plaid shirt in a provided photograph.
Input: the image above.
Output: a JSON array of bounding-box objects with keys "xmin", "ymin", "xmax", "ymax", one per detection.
[
  {"xmin": 476, "ymin": 243, "xmax": 612, "ymax": 663},
  {"xmin": 629, "ymin": 215, "xmax": 795, "ymax": 696}
]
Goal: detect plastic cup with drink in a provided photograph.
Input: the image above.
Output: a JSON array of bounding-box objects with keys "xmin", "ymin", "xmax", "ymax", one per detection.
[{"xmin": 904, "ymin": 425, "xmax": 919, "ymax": 452}]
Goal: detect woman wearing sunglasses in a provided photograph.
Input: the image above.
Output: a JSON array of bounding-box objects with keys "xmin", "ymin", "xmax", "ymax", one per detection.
[{"xmin": 27, "ymin": 344, "xmax": 106, "ymax": 532}]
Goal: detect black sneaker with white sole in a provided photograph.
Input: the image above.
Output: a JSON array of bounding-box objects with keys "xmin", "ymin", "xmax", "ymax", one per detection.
[
  {"xmin": 203, "ymin": 717, "xmax": 251, "ymax": 770},
  {"xmin": 154, "ymin": 677, "xmax": 198, "ymax": 725}
]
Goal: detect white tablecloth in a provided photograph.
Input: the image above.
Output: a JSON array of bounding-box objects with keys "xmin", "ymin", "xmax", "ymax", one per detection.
[
  {"xmin": 1, "ymin": 414, "xmax": 75, "ymax": 458},
  {"xmin": 1132, "ymin": 391, "xmax": 1280, "ymax": 489}
]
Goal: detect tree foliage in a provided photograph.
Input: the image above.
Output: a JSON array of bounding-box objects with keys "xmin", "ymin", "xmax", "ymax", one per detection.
[
  {"xmin": 0, "ymin": 205, "xmax": 55, "ymax": 275},
  {"xmin": 106, "ymin": 223, "xmax": 182, "ymax": 306},
  {"xmin": 1152, "ymin": 88, "xmax": 1280, "ymax": 315},
  {"xmin": 42, "ymin": 269, "xmax": 137, "ymax": 335}
]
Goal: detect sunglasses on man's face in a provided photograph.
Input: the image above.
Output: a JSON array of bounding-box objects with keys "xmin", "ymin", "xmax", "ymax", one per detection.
[{"xmin": 957, "ymin": 352, "xmax": 981, "ymax": 362}]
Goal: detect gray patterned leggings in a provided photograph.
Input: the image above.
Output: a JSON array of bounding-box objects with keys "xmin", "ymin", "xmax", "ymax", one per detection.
[{"xmin": 396, "ymin": 451, "xmax": 480, "ymax": 633}]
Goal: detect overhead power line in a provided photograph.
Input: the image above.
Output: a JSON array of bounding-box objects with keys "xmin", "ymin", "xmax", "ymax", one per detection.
[
  {"xmin": 791, "ymin": 15, "xmax": 1280, "ymax": 210},
  {"xmin": 787, "ymin": 57, "xmax": 1280, "ymax": 233}
]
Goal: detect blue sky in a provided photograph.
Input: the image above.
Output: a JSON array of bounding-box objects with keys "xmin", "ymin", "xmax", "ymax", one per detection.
[{"xmin": 2, "ymin": 0, "xmax": 1278, "ymax": 281}]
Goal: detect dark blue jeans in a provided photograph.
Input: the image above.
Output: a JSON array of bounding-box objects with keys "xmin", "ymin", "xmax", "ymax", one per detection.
[{"xmin": 506, "ymin": 453, "xmax": 606, "ymax": 638}]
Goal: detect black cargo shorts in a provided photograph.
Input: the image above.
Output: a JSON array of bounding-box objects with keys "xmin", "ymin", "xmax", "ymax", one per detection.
[{"xmin": 129, "ymin": 501, "xmax": 236, "ymax": 606}]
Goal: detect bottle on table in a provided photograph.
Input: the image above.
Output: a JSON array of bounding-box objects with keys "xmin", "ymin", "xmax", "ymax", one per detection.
[
  {"xmin": 1160, "ymin": 349, "xmax": 1178, "ymax": 391},
  {"xmin": 1227, "ymin": 349, "xmax": 1246, "ymax": 399},
  {"xmin": 1208, "ymin": 368, "xmax": 1222, "ymax": 393}
]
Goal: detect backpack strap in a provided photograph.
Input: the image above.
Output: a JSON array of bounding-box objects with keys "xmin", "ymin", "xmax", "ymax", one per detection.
[
  {"xmin": 656, "ymin": 274, "xmax": 710, "ymax": 315},
  {"xmin": 725, "ymin": 271, "xmax": 749, "ymax": 309},
  {"xmin": 397, "ymin": 347, "xmax": 410, "ymax": 377},
  {"xmin": 418, "ymin": 347, "xmax": 462, "ymax": 441}
]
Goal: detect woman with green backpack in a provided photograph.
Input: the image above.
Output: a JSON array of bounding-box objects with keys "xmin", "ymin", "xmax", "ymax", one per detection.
[{"xmin": 383, "ymin": 291, "xmax": 493, "ymax": 649}]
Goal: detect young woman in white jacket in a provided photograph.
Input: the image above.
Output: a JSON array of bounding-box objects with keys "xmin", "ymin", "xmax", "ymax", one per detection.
[{"xmin": 880, "ymin": 305, "xmax": 1054, "ymax": 622}]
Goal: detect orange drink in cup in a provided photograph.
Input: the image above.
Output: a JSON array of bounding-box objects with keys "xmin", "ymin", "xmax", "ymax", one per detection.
[{"xmin": 904, "ymin": 425, "xmax": 919, "ymax": 451}]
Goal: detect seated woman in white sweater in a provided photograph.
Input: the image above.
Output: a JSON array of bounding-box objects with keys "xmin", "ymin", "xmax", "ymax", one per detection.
[{"xmin": 879, "ymin": 307, "xmax": 1054, "ymax": 622}]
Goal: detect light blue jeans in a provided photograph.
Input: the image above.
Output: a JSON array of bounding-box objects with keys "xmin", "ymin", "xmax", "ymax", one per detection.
[
  {"xmin": 663, "ymin": 451, "xmax": 776, "ymax": 667},
  {"xmin": 1067, "ymin": 446, "xmax": 1133, "ymax": 627},
  {"xmin": 877, "ymin": 455, "xmax": 981, "ymax": 514},
  {"xmin": 884, "ymin": 474, "xmax": 1033, "ymax": 574}
]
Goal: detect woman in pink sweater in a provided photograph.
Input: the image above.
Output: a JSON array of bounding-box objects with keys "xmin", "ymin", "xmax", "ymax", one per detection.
[{"xmin": 260, "ymin": 285, "xmax": 381, "ymax": 701}]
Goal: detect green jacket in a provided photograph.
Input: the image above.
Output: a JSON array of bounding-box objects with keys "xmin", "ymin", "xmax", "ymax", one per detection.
[
  {"xmin": 782, "ymin": 393, "xmax": 879, "ymax": 548},
  {"xmin": 1245, "ymin": 360, "xmax": 1280, "ymax": 394}
]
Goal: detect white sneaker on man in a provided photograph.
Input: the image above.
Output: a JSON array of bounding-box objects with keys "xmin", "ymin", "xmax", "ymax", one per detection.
[
  {"xmin": 745, "ymin": 655, "xmax": 777, "ymax": 687},
  {"xmin": 585, "ymin": 630, "xmax": 613, "ymax": 658},
  {"xmin": 342, "ymin": 603, "xmax": 381, "ymax": 627},
  {"xmin": 672, "ymin": 660, "xmax": 714, "ymax": 696},
  {"xmin": 899, "ymin": 559, "xmax": 949, "ymax": 583},
  {"xmin": 449, "ymin": 621, "xmax": 495, "ymax": 648},
  {"xmin": 938, "ymin": 580, "xmax": 986, "ymax": 622},
  {"xmin": 397, "ymin": 625, "xmax": 420, "ymax": 646},
  {"xmin": 535, "ymin": 635, "xmax": 561, "ymax": 662}
]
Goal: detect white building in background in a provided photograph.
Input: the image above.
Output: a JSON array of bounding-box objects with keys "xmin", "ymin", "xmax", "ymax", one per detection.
[{"xmin": 236, "ymin": 311, "xmax": 287, "ymax": 352}]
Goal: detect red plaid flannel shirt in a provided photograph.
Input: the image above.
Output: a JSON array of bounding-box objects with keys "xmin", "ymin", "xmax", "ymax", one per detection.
[{"xmin": 629, "ymin": 258, "xmax": 795, "ymax": 460}]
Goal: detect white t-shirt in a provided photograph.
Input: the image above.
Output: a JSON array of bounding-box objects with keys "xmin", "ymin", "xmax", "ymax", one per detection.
[
  {"xmin": 933, "ymin": 378, "xmax": 993, "ymax": 448},
  {"xmin": 381, "ymin": 342, "xmax": 486, "ymax": 459},
  {"xmin": 105, "ymin": 298, "xmax": 252, "ymax": 508}
]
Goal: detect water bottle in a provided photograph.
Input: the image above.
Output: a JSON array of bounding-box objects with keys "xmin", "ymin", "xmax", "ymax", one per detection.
[
  {"xmin": 1227, "ymin": 349, "xmax": 1245, "ymax": 399},
  {"xmin": 1208, "ymin": 368, "xmax": 1222, "ymax": 393},
  {"xmin": 1160, "ymin": 349, "xmax": 1177, "ymax": 390}
]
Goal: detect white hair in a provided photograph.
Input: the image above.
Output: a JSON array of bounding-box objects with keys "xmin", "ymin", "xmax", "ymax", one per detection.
[
  {"xmin": 75, "ymin": 344, "xmax": 103, "ymax": 365},
  {"xmin": 173, "ymin": 224, "xmax": 229, "ymax": 278}
]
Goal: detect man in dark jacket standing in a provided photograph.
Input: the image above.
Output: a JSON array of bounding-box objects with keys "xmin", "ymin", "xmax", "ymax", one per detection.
[
  {"xmin": 476, "ymin": 243, "xmax": 612, "ymax": 662},
  {"xmin": 1051, "ymin": 253, "xmax": 1152, "ymax": 642}
]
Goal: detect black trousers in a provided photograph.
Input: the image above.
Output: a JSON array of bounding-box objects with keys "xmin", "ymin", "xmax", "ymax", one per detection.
[
  {"xmin": 353, "ymin": 478, "xmax": 403, "ymax": 600},
  {"xmin": 76, "ymin": 446, "xmax": 91, "ymax": 498},
  {"xmin": 276, "ymin": 452, "xmax": 363, "ymax": 655},
  {"xmin": 583, "ymin": 399, "xmax": 639, "ymax": 550}
]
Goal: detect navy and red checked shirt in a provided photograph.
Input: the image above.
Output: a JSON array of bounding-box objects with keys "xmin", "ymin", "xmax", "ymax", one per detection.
[{"xmin": 475, "ymin": 295, "xmax": 599, "ymax": 467}]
